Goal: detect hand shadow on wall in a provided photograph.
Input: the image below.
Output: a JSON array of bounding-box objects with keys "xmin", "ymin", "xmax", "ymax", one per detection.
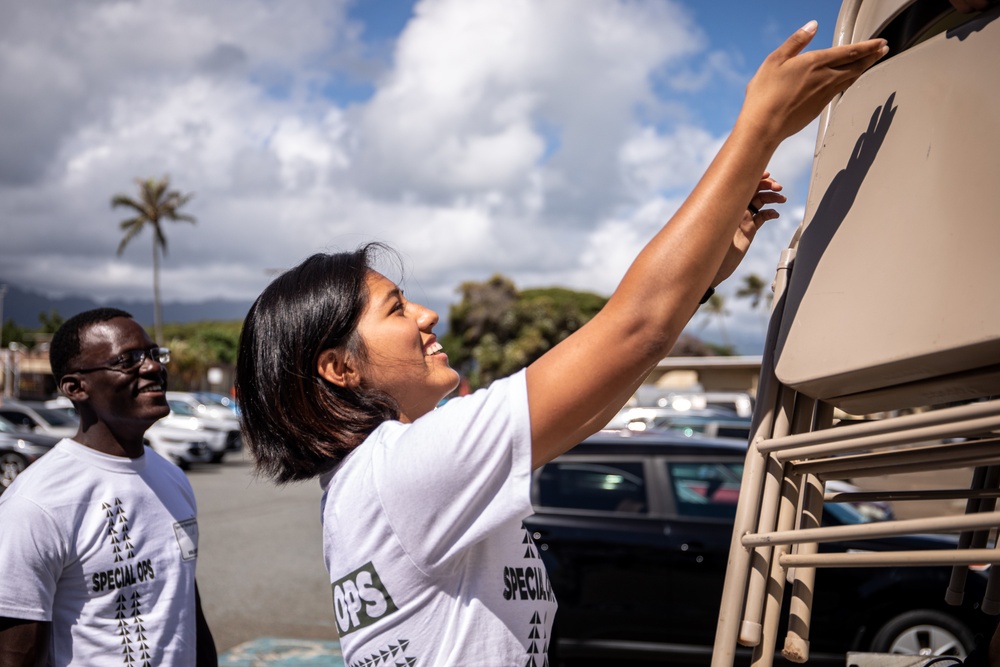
[
  {"xmin": 947, "ymin": 4, "xmax": 1000, "ymax": 41},
  {"xmin": 772, "ymin": 92, "xmax": 898, "ymax": 364}
]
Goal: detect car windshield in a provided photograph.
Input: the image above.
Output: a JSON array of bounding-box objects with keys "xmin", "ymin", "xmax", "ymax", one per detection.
[
  {"xmin": 823, "ymin": 500, "xmax": 874, "ymax": 525},
  {"xmin": 169, "ymin": 401, "xmax": 199, "ymax": 417},
  {"xmin": 0, "ymin": 416, "xmax": 20, "ymax": 433},
  {"xmin": 193, "ymin": 392, "xmax": 235, "ymax": 407}
]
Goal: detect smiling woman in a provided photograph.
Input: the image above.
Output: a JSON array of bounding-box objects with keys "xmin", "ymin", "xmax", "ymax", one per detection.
[{"xmin": 234, "ymin": 21, "xmax": 888, "ymax": 667}]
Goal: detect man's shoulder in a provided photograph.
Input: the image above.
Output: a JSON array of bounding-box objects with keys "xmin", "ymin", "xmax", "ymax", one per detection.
[
  {"xmin": 0, "ymin": 442, "xmax": 74, "ymax": 498},
  {"xmin": 141, "ymin": 447, "xmax": 195, "ymax": 491}
]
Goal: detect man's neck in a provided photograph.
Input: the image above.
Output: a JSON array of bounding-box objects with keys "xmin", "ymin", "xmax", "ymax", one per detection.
[{"xmin": 74, "ymin": 420, "xmax": 148, "ymax": 459}]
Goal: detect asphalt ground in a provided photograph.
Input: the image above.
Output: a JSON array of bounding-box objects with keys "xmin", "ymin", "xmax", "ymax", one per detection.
[{"xmin": 187, "ymin": 451, "xmax": 342, "ymax": 663}]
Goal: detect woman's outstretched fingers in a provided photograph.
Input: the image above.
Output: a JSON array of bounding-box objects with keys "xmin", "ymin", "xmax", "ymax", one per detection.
[
  {"xmin": 824, "ymin": 38, "xmax": 890, "ymax": 69},
  {"xmin": 772, "ymin": 20, "xmax": 819, "ymax": 61},
  {"xmin": 742, "ymin": 25, "xmax": 889, "ymax": 143}
]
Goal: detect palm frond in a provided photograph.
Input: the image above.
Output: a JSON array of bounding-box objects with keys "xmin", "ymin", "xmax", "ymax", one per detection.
[
  {"xmin": 111, "ymin": 195, "xmax": 145, "ymax": 213},
  {"xmin": 117, "ymin": 220, "xmax": 146, "ymax": 255}
]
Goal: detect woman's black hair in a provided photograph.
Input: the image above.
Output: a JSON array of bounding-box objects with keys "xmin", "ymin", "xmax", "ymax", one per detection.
[{"xmin": 235, "ymin": 244, "xmax": 400, "ymax": 483}]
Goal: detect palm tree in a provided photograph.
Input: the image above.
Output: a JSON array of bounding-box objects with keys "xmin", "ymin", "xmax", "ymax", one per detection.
[
  {"xmin": 700, "ymin": 291, "xmax": 731, "ymax": 348},
  {"xmin": 113, "ymin": 176, "xmax": 196, "ymax": 345},
  {"xmin": 735, "ymin": 272, "xmax": 772, "ymax": 331},
  {"xmin": 735, "ymin": 273, "xmax": 769, "ymax": 309}
]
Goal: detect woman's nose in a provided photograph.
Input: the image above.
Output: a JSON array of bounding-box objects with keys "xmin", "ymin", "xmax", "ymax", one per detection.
[{"xmin": 409, "ymin": 302, "xmax": 439, "ymax": 330}]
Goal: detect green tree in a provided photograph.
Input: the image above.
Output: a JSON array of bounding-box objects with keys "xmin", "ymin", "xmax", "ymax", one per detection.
[
  {"xmin": 0, "ymin": 320, "xmax": 27, "ymax": 347},
  {"xmin": 161, "ymin": 321, "xmax": 242, "ymax": 391},
  {"xmin": 38, "ymin": 309, "xmax": 64, "ymax": 334},
  {"xmin": 735, "ymin": 273, "xmax": 770, "ymax": 310},
  {"xmin": 443, "ymin": 275, "xmax": 607, "ymax": 389},
  {"xmin": 112, "ymin": 176, "xmax": 196, "ymax": 345},
  {"xmin": 735, "ymin": 272, "xmax": 773, "ymax": 333},
  {"xmin": 699, "ymin": 291, "xmax": 731, "ymax": 348}
]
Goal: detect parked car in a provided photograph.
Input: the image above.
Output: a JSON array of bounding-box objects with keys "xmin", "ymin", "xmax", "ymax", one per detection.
[
  {"xmin": 643, "ymin": 414, "xmax": 753, "ymax": 440},
  {"xmin": 631, "ymin": 389, "xmax": 755, "ymax": 418},
  {"xmin": 6, "ymin": 397, "xmax": 213, "ymax": 470},
  {"xmin": 606, "ymin": 406, "xmax": 734, "ymax": 431},
  {"xmin": 0, "ymin": 400, "xmax": 79, "ymax": 438},
  {"xmin": 163, "ymin": 398, "xmax": 241, "ymax": 463},
  {"xmin": 167, "ymin": 391, "xmax": 241, "ymax": 424},
  {"xmin": 144, "ymin": 421, "xmax": 213, "ymax": 469},
  {"xmin": 191, "ymin": 391, "xmax": 240, "ymax": 417},
  {"xmin": 0, "ymin": 415, "xmax": 59, "ymax": 492},
  {"xmin": 526, "ymin": 431, "xmax": 993, "ymax": 665},
  {"xmin": 824, "ymin": 478, "xmax": 895, "ymax": 522}
]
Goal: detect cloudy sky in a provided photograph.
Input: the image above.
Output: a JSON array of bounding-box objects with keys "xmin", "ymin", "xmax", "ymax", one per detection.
[{"xmin": 0, "ymin": 0, "xmax": 844, "ymax": 353}]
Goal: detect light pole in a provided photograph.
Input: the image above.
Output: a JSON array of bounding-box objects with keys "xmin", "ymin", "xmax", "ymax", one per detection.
[
  {"xmin": 0, "ymin": 284, "xmax": 6, "ymax": 346},
  {"xmin": 7, "ymin": 342, "xmax": 25, "ymax": 400},
  {"xmin": 0, "ymin": 284, "xmax": 6, "ymax": 398}
]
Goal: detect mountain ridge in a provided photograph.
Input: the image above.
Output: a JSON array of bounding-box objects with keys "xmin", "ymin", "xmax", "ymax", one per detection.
[{"xmin": 0, "ymin": 281, "xmax": 254, "ymax": 328}]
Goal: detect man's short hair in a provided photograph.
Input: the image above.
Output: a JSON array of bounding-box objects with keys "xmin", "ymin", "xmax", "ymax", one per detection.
[{"xmin": 50, "ymin": 308, "xmax": 134, "ymax": 381}]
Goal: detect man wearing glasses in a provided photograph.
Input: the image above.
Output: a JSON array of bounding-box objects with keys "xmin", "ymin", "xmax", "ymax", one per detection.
[{"xmin": 0, "ymin": 308, "xmax": 217, "ymax": 666}]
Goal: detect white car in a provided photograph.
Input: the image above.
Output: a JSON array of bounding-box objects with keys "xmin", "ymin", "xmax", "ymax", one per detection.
[
  {"xmin": 191, "ymin": 391, "xmax": 240, "ymax": 417},
  {"xmin": 0, "ymin": 400, "xmax": 79, "ymax": 438},
  {"xmin": 144, "ymin": 422, "xmax": 213, "ymax": 469},
  {"xmin": 39, "ymin": 397, "xmax": 215, "ymax": 469},
  {"xmin": 164, "ymin": 397, "xmax": 241, "ymax": 463},
  {"xmin": 166, "ymin": 391, "xmax": 242, "ymax": 424}
]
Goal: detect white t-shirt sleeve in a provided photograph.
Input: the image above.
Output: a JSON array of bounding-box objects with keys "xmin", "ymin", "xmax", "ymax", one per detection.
[
  {"xmin": 370, "ymin": 370, "xmax": 533, "ymax": 571},
  {"xmin": 0, "ymin": 495, "xmax": 65, "ymax": 621}
]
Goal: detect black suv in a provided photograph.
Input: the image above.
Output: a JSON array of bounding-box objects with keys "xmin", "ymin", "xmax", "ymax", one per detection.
[{"xmin": 525, "ymin": 431, "xmax": 996, "ymax": 665}]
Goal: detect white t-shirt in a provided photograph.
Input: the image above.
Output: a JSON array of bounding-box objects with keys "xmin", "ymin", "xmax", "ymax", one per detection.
[
  {"xmin": 0, "ymin": 439, "xmax": 201, "ymax": 667},
  {"xmin": 320, "ymin": 370, "xmax": 557, "ymax": 667}
]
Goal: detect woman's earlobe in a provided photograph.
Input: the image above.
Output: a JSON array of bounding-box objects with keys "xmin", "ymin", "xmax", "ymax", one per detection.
[{"xmin": 317, "ymin": 349, "xmax": 358, "ymax": 388}]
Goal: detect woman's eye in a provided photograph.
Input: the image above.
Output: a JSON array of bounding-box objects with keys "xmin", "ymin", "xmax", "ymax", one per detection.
[{"xmin": 391, "ymin": 301, "xmax": 404, "ymax": 314}]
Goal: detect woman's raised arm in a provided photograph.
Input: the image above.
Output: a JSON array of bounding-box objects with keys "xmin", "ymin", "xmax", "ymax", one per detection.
[{"xmin": 526, "ymin": 22, "xmax": 888, "ymax": 468}]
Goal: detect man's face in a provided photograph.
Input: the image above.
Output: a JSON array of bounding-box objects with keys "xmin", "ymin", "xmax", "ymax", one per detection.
[{"xmin": 73, "ymin": 317, "xmax": 170, "ymax": 428}]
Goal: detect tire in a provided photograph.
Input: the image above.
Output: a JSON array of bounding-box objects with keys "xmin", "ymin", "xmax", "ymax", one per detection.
[
  {"xmin": 1, "ymin": 452, "xmax": 28, "ymax": 490},
  {"xmin": 870, "ymin": 609, "xmax": 975, "ymax": 659},
  {"xmin": 210, "ymin": 452, "xmax": 225, "ymax": 464}
]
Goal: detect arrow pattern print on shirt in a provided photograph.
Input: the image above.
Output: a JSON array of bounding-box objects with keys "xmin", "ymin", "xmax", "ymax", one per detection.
[{"xmin": 103, "ymin": 498, "xmax": 152, "ymax": 667}]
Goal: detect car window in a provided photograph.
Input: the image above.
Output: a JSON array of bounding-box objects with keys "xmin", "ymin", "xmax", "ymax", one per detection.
[
  {"xmin": 168, "ymin": 401, "xmax": 198, "ymax": 417},
  {"xmin": 669, "ymin": 461, "xmax": 743, "ymax": 519},
  {"xmin": 715, "ymin": 425, "xmax": 751, "ymax": 440},
  {"xmin": 536, "ymin": 461, "xmax": 648, "ymax": 514},
  {"xmin": 823, "ymin": 500, "xmax": 873, "ymax": 526},
  {"xmin": 0, "ymin": 416, "xmax": 21, "ymax": 433},
  {"xmin": 32, "ymin": 407, "xmax": 78, "ymax": 427},
  {"xmin": 0, "ymin": 411, "xmax": 36, "ymax": 429}
]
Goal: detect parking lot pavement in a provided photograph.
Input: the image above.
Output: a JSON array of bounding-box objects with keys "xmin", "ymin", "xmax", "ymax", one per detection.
[{"xmin": 219, "ymin": 638, "xmax": 345, "ymax": 666}]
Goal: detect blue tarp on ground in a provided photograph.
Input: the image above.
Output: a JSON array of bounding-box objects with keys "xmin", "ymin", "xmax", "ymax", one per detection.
[{"xmin": 219, "ymin": 637, "xmax": 345, "ymax": 667}]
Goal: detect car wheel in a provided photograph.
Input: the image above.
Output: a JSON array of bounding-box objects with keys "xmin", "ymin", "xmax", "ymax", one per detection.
[
  {"xmin": 870, "ymin": 609, "xmax": 975, "ymax": 659},
  {"xmin": 1, "ymin": 452, "xmax": 28, "ymax": 490},
  {"xmin": 210, "ymin": 452, "xmax": 225, "ymax": 464}
]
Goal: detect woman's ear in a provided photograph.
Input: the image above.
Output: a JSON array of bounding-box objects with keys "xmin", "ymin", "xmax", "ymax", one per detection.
[{"xmin": 317, "ymin": 349, "xmax": 359, "ymax": 388}]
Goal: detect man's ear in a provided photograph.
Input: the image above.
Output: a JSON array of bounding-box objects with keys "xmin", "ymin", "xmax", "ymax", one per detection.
[
  {"xmin": 317, "ymin": 349, "xmax": 359, "ymax": 388},
  {"xmin": 59, "ymin": 374, "xmax": 88, "ymax": 403}
]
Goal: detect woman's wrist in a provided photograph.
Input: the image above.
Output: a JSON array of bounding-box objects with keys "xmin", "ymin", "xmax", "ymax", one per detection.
[{"xmin": 730, "ymin": 110, "xmax": 784, "ymax": 158}]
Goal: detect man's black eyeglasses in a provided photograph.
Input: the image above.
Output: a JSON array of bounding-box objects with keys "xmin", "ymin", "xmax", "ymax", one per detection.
[{"xmin": 71, "ymin": 347, "xmax": 171, "ymax": 374}]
